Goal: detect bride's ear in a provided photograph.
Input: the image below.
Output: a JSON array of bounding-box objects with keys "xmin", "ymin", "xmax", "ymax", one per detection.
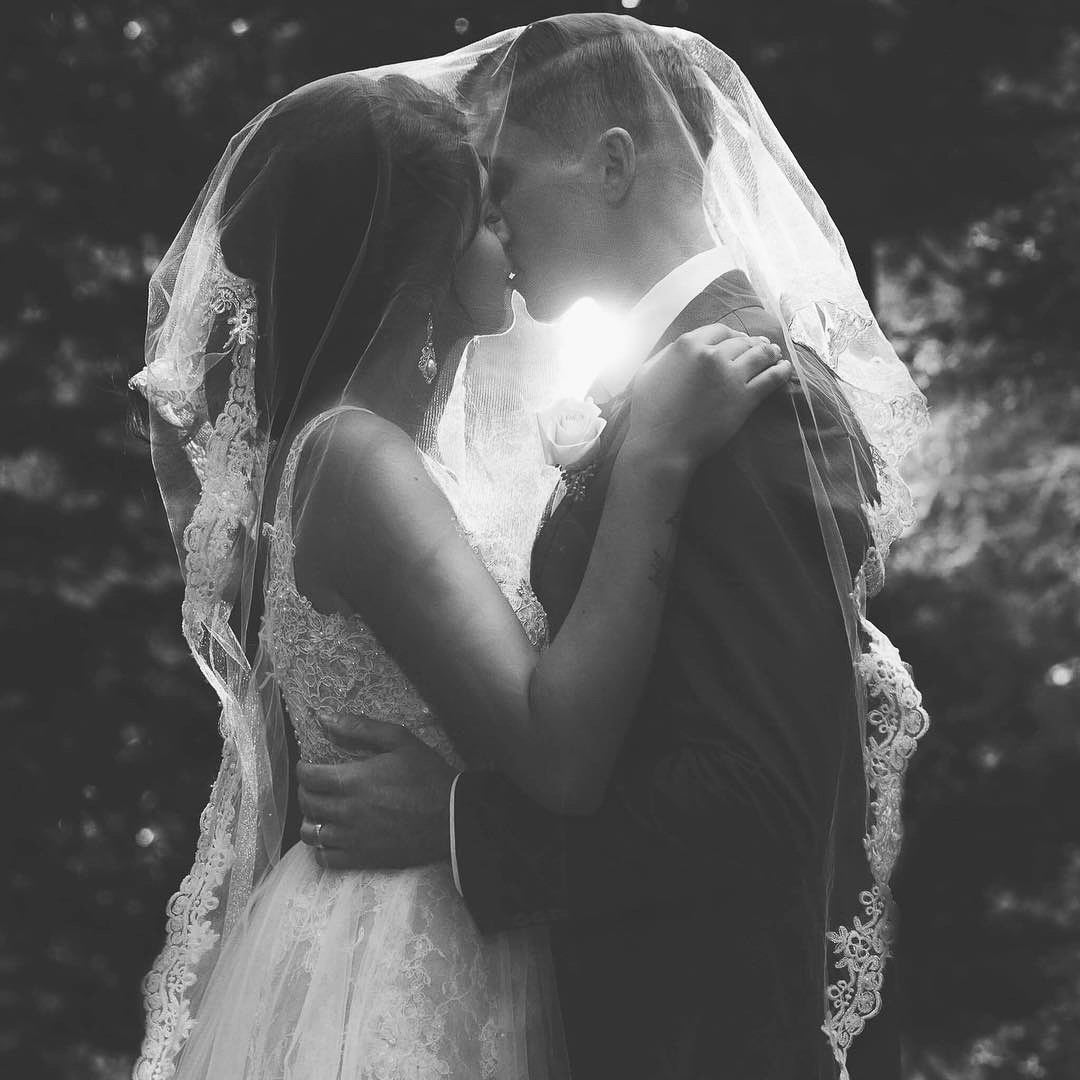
[{"xmin": 597, "ymin": 127, "xmax": 636, "ymax": 206}]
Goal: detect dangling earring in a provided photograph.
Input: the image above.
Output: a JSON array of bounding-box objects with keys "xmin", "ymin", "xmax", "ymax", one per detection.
[{"xmin": 418, "ymin": 313, "xmax": 438, "ymax": 384}]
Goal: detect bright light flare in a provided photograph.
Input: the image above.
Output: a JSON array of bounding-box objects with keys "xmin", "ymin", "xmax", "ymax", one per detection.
[{"xmin": 553, "ymin": 298, "xmax": 631, "ymax": 401}]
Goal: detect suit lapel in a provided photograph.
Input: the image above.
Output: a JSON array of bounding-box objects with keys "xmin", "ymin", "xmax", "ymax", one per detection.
[
  {"xmin": 650, "ymin": 269, "xmax": 761, "ymax": 354},
  {"xmin": 530, "ymin": 269, "xmax": 769, "ymax": 630}
]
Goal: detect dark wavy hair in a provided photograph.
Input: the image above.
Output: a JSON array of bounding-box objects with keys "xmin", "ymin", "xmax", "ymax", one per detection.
[
  {"xmin": 130, "ymin": 74, "xmax": 482, "ymax": 451},
  {"xmin": 217, "ymin": 72, "xmax": 482, "ymax": 444}
]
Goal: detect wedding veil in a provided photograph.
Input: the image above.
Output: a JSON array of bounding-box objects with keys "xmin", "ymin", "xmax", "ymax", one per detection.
[
  {"xmin": 130, "ymin": 16, "xmax": 929, "ymax": 1079},
  {"xmin": 129, "ymin": 71, "xmax": 490, "ymax": 1077}
]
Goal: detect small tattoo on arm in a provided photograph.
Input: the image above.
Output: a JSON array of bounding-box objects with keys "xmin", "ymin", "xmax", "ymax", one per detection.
[
  {"xmin": 648, "ymin": 507, "xmax": 682, "ymax": 593},
  {"xmin": 648, "ymin": 551, "xmax": 670, "ymax": 593}
]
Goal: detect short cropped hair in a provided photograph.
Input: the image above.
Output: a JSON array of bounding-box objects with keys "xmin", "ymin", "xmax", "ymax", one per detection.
[{"xmin": 464, "ymin": 14, "xmax": 715, "ymax": 163}]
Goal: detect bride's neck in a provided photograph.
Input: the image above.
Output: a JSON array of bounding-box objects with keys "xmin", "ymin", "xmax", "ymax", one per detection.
[{"xmin": 356, "ymin": 303, "xmax": 473, "ymax": 440}]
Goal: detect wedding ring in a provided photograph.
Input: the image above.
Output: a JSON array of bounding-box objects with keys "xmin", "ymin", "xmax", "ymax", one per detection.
[{"xmin": 314, "ymin": 822, "xmax": 324, "ymax": 848}]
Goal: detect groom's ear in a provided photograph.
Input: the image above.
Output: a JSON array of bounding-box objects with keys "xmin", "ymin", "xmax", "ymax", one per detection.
[{"xmin": 597, "ymin": 127, "xmax": 636, "ymax": 206}]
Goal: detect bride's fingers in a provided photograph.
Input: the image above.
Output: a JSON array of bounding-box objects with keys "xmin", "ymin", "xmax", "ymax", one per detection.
[
  {"xmin": 681, "ymin": 321, "xmax": 751, "ymax": 347},
  {"xmin": 710, "ymin": 334, "xmax": 775, "ymax": 366},
  {"xmin": 729, "ymin": 340, "xmax": 785, "ymax": 381},
  {"xmin": 745, "ymin": 357, "xmax": 794, "ymax": 396}
]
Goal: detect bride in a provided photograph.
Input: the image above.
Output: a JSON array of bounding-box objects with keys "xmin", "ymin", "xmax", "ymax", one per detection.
[{"xmin": 129, "ymin": 67, "xmax": 790, "ymax": 1078}]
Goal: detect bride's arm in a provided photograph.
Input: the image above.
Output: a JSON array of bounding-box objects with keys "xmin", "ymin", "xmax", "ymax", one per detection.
[{"xmin": 295, "ymin": 328, "xmax": 787, "ymax": 814}]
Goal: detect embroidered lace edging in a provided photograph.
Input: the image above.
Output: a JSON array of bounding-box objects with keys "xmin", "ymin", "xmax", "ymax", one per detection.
[
  {"xmin": 823, "ymin": 884, "xmax": 893, "ymax": 1079},
  {"xmin": 135, "ymin": 257, "xmax": 262, "ymax": 1080},
  {"xmin": 822, "ymin": 619, "xmax": 930, "ymax": 1077},
  {"xmin": 178, "ymin": 271, "xmax": 262, "ymax": 644},
  {"xmin": 133, "ymin": 741, "xmax": 240, "ymax": 1080}
]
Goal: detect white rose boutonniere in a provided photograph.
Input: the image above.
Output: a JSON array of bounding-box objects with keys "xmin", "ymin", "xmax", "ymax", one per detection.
[
  {"xmin": 533, "ymin": 395, "xmax": 609, "ymax": 466},
  {"xmin": 536, "ymin": 396, "xmax": 608, "ymax": 469}
]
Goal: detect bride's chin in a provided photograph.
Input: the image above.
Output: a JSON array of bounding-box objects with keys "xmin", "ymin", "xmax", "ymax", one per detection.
[
  {"xmin": 519, "ymin": 285, "xmax": 565, "ymax": 325},
  {"xmin": 490, "ymin": 304, "xmax": 516, "ymax": 337},
  {"xmin": 473, "ymin": 298, "xmax": 516, "ymax": 337}
]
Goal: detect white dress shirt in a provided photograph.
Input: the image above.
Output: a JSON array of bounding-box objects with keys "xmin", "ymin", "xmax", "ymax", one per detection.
[
  {"xmin": 449, "ymin": 244, "xmax": 737, "ymax": 897},
  {"xmin": 591, "ymin": 244, "xmax": 738, "ymax": 403}
]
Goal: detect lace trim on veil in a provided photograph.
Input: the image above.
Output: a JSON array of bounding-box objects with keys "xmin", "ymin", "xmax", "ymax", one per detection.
[
  {"xmin": 821, "ymin": 618, "xmax": 930, "ymax": 1077},
  {"xmin": 780, "ymin": 299, "xmax": 931, "ymax": 1074},
  {"xmin": 134, "ymin": 747, "xmax": 241, "ymax": 1080},
  {"xmin": 133, "ymin": 259, "xmax": 265, "ymax": 1080},
  {"xmin": 178, "ymin": 273, "xmax": 261, "ymax": 645}
]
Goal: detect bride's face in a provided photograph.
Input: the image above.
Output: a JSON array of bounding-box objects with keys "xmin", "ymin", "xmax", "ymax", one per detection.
[{"xmin": 451, "ymin": 176, "xmax": 514, "ymax": 336}]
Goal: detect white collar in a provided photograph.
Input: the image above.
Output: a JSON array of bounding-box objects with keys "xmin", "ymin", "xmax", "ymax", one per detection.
[{"xmin": 592, "ymin": 245, "xmax": 737, "ymax": 402}]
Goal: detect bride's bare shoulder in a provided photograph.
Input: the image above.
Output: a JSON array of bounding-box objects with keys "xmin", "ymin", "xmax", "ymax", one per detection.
[
  {"xmin": 305, "ymin": 407, "xmax": 413, "ymax": 457},
  {"xmin": 300, "ymin": 408, "xmax": 427, "ymax": 498},
  {"xmin": 295, "ymin": 406, "xmax": 457, "ymax": 576},
  {"xmin": 292, "ymin": 408, "xmax": 448, "ymax": 612}
]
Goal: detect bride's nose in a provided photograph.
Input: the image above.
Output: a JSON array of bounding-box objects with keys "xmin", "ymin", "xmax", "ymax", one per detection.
[{"xmin": 489, "ymin": 210, "xmax": 512, "ymax": 252}]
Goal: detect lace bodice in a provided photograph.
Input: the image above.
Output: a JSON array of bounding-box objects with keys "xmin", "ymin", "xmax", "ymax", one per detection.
[{"xmin": 261, "ymin": 406, "xmax": 548, "ymax": 769}]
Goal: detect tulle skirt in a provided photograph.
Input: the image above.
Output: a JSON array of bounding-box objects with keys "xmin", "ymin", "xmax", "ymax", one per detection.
[{"xmin": 172, "ymin": 842, "xmax": 567, "ymax": 1079}]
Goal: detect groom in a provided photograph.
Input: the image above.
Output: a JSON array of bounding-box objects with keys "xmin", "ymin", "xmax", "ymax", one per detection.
[{"xmin": 299, "ymin": 16, "xmax": 900, "ymax": 1079}]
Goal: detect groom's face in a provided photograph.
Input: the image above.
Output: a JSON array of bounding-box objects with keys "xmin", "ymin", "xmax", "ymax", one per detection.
[{"xmin": 489, "ymin": 123, "xmax": 602, "ymax": 323}]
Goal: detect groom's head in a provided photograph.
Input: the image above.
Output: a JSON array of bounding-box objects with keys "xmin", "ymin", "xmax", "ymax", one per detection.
[{"xmin": 468, "ymin": 14, "xmax": 717, "ymax": 320}]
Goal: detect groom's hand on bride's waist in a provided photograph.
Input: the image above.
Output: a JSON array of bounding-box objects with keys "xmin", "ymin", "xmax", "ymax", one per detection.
[{"xmin": 295, "ymin": 713, "xmax": 454, "ymax": 870}]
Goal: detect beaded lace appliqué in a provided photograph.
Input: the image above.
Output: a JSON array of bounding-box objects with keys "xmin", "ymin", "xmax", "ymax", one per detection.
[{"xmin": 261, "ymin": 409, "xmax": 466, "ymax": 769}]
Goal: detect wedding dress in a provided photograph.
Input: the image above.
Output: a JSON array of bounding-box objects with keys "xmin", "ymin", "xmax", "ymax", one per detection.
[{"xmin": 170, "ymin": 406, "xmax": 561, "ymax": 1080}]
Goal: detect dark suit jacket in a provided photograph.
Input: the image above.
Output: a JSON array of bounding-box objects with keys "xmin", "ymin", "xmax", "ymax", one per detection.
[{"xmin": 454, "ymin": 272, "xmax": 901, "ymax": 1080}]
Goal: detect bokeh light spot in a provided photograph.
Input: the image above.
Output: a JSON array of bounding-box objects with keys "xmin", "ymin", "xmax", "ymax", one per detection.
[{"xmin": 1047, "ymin": 659, "xmax": 1079, "ymax": 687}]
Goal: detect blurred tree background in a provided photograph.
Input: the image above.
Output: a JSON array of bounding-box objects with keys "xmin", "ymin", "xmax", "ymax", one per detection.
[{"xmin": 2, "ymin": 1, "xmax": 1078, "ymax": 1077}]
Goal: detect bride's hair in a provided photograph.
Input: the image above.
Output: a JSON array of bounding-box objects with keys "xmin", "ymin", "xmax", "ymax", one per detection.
[
  {"xmin": 216, "ymin": 73, "xmax": 482, "ymax": 443},
  {"xmin": 129, "ymin": 76, "xmax": 482, "ymax": 447}
]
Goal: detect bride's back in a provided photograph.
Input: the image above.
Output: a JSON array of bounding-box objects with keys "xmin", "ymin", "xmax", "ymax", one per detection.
[{"xmin": 261, "ymin": 405, "xmax": 462, "ymax": 768}]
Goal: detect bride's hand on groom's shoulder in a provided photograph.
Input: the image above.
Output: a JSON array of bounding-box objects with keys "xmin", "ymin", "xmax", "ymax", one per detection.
[
  {"xmin": 295, "ymin": 714, "xmax": 455, "ymax": 870},
  {"xmin": 626, "ymin": 323, "xmax": 792, "ymax": 473}
]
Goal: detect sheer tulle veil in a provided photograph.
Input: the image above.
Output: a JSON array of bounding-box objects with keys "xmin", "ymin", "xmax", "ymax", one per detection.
[
  {"xmin": 128, "ymin": 70, "xmax": 489, "ymax": 1077},
  {"xmin": 130, "ymin": 15, "xmax": 929, "ymax": 1079}
]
